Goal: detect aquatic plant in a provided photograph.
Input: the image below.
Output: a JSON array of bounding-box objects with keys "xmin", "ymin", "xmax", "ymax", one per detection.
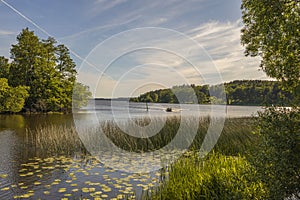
[
  {"xmin": 24, "ymin": 117, "xmax": 258, "ymax": 157},
  {"xmin": 24, "ymin": 125, "xmax": 86, "ymax": 157},
  {"xmin": 148, "ymin": 152, "xmax": 268, "ymax": 200}
]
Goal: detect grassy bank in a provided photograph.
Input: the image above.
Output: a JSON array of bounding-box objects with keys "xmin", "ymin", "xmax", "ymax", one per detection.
[{"xmin": 146, "ymin": 152, "xmax": 267, "ymax": 200}]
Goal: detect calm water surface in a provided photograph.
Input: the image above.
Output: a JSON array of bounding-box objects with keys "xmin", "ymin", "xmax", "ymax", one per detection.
[{"xmin": 0, "ymin": 101, "xmax": 263, "ymax": 199}]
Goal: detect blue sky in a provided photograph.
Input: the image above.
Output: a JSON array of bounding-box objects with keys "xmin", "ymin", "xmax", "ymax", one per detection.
[{"xmin": 0, "ymin": 0, "xmax": 268, "ymax": 97}]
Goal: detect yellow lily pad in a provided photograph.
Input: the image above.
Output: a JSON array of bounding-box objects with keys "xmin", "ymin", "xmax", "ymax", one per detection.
[
  {"xmin": 1, "ymin": 187, "xmax": 9, "ymax": 191},
  {"xmin": 0, "ymin": 174, "xmax": 8, "ymax": 178},
  {"xmin": 34, "ymin": 181, "xmax": 41, "ymax": 185},
  {"xmin": 43, "ymin": 191, "xmax": 50, "ymax": 195},
  {"xmin": 58, "ymin": 188, "xmax": 67, "ymax": 193}
]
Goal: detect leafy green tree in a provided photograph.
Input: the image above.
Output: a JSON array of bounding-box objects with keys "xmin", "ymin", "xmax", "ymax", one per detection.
[
  {"xmin": 132, "ymin": 80, "xmax": 291, "ymax": 105},
  {"xmin": 241, "ymin": 0, "xmax": 300, "ymax": 101},
  {"xmin": 7, "ymin": 28, "xmax": 87, "ymax": 112},
  {"xmin": 253, "ymin": 108, "xmax": 300, "ymax": 199},
  {"xmin": 241, "ymin": 1, "xmax": 300, "ymax": 198},
  {"xmin": 72, "ymin": 82, "xmax": 92, "ymax": 109},
  {"xmin": 0, "ymin": 78, "xmax": 28, "ymax": 113},
  {"xmin": 55, "ymin": 44, "xmax": 77, "ymax": 111},
  {"xmin": 0, "ymin": 56, "xmax": 10, "ymax": 79},
  {"xmin": 10, "ymin": 28, "xmax": 48, "ymax": 111},
  {"xmin": 9, "ymin": 28, "xmax": 41, "ymax": 87}
]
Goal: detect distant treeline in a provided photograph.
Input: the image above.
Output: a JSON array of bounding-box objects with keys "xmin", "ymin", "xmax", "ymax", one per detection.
[{"xmin": 130, "ymin": 80, "xmax": 293, "ymax": 106}]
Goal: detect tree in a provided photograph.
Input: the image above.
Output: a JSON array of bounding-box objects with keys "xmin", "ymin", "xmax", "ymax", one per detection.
[
  {"xmin": 55, "ymin": 44, "xmax": 77, "ymax": 111},
  {"xmin": 241, "ymin": 1, "xmax": 300, "ymax": 198},
  {"xmin": 10, "ymin": 28, "xmax": 41, "ymax": 88},
  {"xmin": 7, "ymin": 28, "xmax": 86, "ymax": 112},
  {"xmin": 10, "ymin": 28, "xmax": 48, "ymax": 111},
  {"xmin": 0, "ymin": 78, "xmax": 28, "ymax": 113},
  {"xmin": 253, "ymin": 108, "xmax": 300, "ymax": 199},
  {"xmin": 241, "ymin": 0, "xmax": 300, "ymax": 101},
  {"xmin": 0, "ymin": 56, "xmax": 10, "ymax": 79},
  {"xmin": 72, "ymin": 82, "xmax": 92, "ymax": 109}
]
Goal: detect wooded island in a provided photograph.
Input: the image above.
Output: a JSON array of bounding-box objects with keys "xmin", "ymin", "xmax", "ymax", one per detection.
[{"xmin": 131, "ymin": 80, "xmax": 293, "ymax": 106}]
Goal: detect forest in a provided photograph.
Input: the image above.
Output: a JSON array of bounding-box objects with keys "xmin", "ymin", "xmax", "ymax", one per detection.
[
  {"xmin": 0, "ymin": 28, "xmax": 91, "ymax": 113},
  {"xmin": 130, "ymin": 80, "xmax": 293, "ymax": 106}
]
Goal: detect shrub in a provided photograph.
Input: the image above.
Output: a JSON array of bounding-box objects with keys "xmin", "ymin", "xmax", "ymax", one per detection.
[{"xmin": 251, "ymin": 107, "xmax": 300, "ymax": 199}]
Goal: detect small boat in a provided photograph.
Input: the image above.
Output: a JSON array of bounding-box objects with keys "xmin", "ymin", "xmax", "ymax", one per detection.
[{"xmin": 165, "ymin": 107, "xmax": 172, "ymax": 112}]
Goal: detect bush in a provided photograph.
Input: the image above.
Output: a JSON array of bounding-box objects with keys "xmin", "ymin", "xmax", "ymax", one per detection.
[
  {"xmin": 150, "ymin": 152, "xmax": 267, "ymax": 200},
  {"xmin": 251, "ymin": 107, "xmax": 300, "ymax": 199}
]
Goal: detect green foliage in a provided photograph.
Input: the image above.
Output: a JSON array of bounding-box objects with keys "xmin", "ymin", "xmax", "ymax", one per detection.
[
  {"xmin": 72, "ymin": 82, "xmax": 92, "ymax": 109},
  {"xmin": 205, "ymin": 117, "xmax": 259, "ymax": 156},
  {"xmin": 250, "ymin": 107, "xmax": 300, "ymax": 199},
  {"xmin": 150, "ymin": 152, "xmax": 267, "ymax": 200},
  {"xmin": 131, "ymin": 80, "xmax": 292, "ymax": 106},
  {"xmin": 0, "ymin": 28, "xmax": 91, "ymax": 112},
  {"xmin": 241, "ymin": 0, "xmax": 300, "ymax": 101},
  {"xmin": 241, "ymin": 2, "xmax": 300, "ymax": 198},
  {"xmin": 0, "ymin": 78, "xmax": 29, "ymax": 113},
  {"xmin": 224, "ymin": 80, "xmax": 292, "ymax": 105},
  {"xmin": 0, "ymin": 56, "xmax": 10, "ymax": 79},
  {"xmin": 9, "ymin": 28, "xmax": 75, "ymax": 112}
]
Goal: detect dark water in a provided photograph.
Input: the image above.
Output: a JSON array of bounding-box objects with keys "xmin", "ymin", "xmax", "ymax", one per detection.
[
  {"xmin": 0, "ymin": 101, "xmax": 263, "ymax": 199},
  {"xmin": 0, "ymin": 114, "xmax": 161, "ymax": 199}
]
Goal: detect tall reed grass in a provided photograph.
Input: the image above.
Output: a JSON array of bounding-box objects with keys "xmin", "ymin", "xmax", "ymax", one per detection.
[
  {"xmin": 24, "ymin": 125, "xmax": 86, "ymax": 157},
  {"xmin": 99, "ymin": 116, "xmax": 258, "ymax": 155},
  {"xmin": 24, "ymin": 117, "xmax": 258, "ymax": 157}
]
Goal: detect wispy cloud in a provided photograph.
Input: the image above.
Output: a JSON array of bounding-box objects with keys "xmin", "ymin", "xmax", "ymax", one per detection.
[
  {"xmin": 0, "ymin": 0, "xmax": 269, "ymax": 97},
  {"xmin": 89, "ymin": 0, "xmax": 128, "ymax": 17},
  {"xmin": 59, "ymin": 15, "xmax": 141, "ymax": 41},
  {"xmin": 0, "ymin": 29, "xmax": 16, "ymax": 57},
  {"xmin": 189, "ymin": 20, "xmax": 267, "ymax": 81},
  {"xmin": 78, "ymin": 19, "xmax": 269, "ymax": 97},
  {"xmin": 0, "ymin": 30, "xmax": 15, "ymax": 35}
]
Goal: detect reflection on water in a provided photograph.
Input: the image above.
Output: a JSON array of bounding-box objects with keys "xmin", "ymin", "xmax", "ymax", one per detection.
[
  {"xmin": 0, "ymin": 114, "xmax": 161, "ymax": 199},
  {"xmin": 81, "ymin": 100, "xmax": 263, "ymax": 119},
  {"xmin": 0, "ymin": 102, "xmax": 263, "ymax": 199},
  {"xmin": 1, "ymin": 155, "xmax": 161, "ymax": 199}
]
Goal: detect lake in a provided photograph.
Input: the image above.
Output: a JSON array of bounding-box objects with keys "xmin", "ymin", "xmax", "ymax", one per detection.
[
  {"xmin": 79, "ymin": 100, "xmax": 263, "ymax": 119},
  {"xmin": 0, "ymin": 100, "xmax": 263, "ymax": 199}
]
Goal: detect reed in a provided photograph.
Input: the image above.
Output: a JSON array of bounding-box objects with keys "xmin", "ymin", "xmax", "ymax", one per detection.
[
  {"xmin": 24, "ymin": 117, "xmax": 258, "ymax": 157},
  {"xmin": 24, "ymin": 125, "xmax": 86, "ymax": 157},
  {"xmin": 99, "ymin": 116, "xmax": 258, "ymax": 155}
]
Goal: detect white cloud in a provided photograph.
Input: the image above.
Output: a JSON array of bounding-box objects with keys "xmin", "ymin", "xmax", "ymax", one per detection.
[
  {"xmin": 91, "ymin": 0, "xmax": 128, "ymax": 15},
  {"xmin": 0, "ymin": 30, "xmax": 15, "ymax": 35},
  {"xmin": 0, "ymin": 30, "xmax": 16, "ymax": 57},
  {"xmin": 189, "ymin": 20, "xmax": 268, "ymax": 82},
  {"xmin": 59, "ymin": 16, "xmax": 141, "ymax": 41},
  {"xmin": 77, "ymin": 20, "xmax": 270, "ymax": 97}
]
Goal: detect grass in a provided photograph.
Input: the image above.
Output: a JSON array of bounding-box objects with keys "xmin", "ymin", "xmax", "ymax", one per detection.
[
  {"xmin": 23, "ymin": 116, "xmax": 262, "ymax": 199},
  {"xmin": 24, "ymin": 125, "xmax": 87, "ymax": 157},
  {"xmin": 24, "ymin": 116, "xmax": 258, "ymax": 157},
  {"xmin": 99, "ymin": 116, "xmax": 258, "ymax": 155},
  {"xmin": 147, "ymin": 152, "xmax": 268, "ymax": 200}
]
